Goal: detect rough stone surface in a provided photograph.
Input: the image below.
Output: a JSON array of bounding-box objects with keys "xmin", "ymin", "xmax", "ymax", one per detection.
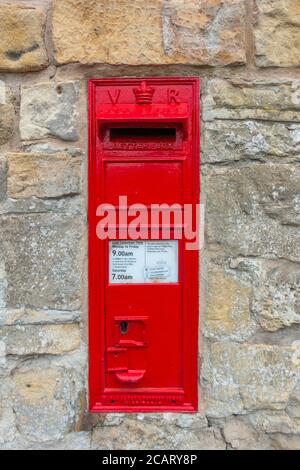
[
  {"xmin": 0, "ymin": 257, "xmax": 6, "ymax": 310},
  {"xmin": 0, "ymin": 307, "xmax": 81, "ymax": 327},
  {"xmin": 0, "ymin": 213, "xmax": 84, "ymax": 310},
  {"xmin": 202, "ymin": 120, "xmax": 300, "ymax": 164},
  {"xmin": 0, "ymin": 82, "xmax": 14, "ymax": 146},
  {"xmin": 20, "ymin": 82, "xmax": 79, "ymax": 141},
  {"xmin": 52, "ymin": 0, "xmax": 246, "ymax": 66},
  {"xmin": 0, "ymin": 431, "xmax": 91, "ymax": 450},
  {"xmin": 220, "ymin": 257, "xmax": 300, "ymax": 334},
  {"xmin": 7, "ymin": 152, "xmax": 82, "ymax": 199},
  {"xmin": 248, "ymin": 410, "xmax": 300, "ymax": 435},
  {"xmin": 0, "ymin": 323, "xmax": 81, "ymax": 355},
  {"xmin": 0, "ymin": 158, "xmax": 6, "ymax": 201},
  {"xmin": 286, "ymin": 382, "xmax": 300, "ymax": 418},
  {"xmin": 203, "ymin": 78, "xmax": 300, "ymax": 122},
  {"xmin": 271, "ymin": 433, "xmax": 300, "ymax": 450},
  {"xmin": 0, "ymin": 5, "xmax": 48, "ymax": 72},
  {"xmin": 12, "ymin": 362, "xmax": 84, "ymax": 442},
  {"xmin": 254, "ymin": 0, "xmax": 300, "ymax": 67},
  {"xmin": 92, "ymin": 414, "xmax": 225, "ymax": 450},
  {"xmin": 204, "ymin": 265, "xmax": 255, "ymax": 341},
  {"xmin": 0, "ymin": 380, "xmax": 16, "ymax": 446},
  {"xmin": 252, "ymin": 261, "xmax": 300, "ymax": 331},
  {"xmin": 204, "ymin": 342, "xmax": 299, "ymax": 418},
  {"xmin": 206, "ymin": 164, "xmax": 300, "ymax": 261},
  {"xmin": 222, "ymin": 415, "xmax": 271, "ymax": 450}
]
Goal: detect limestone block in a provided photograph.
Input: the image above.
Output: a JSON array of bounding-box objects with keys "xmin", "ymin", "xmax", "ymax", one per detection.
[
  {"xmin": 204, "ymin": 265, "xmax": 255, "ymax": 341},
  {"xmin": 205, "ymin": 164, "xmax": 300, "ymax": 261},
  {"xmin": 52, "ymin": 0, "xmax": 246, "ymax": 66},
  {"xmin": 0, "ymin": 213, "xmax": 84, "ymax": 310},
  {"xmin": 0, "ymin": 5, "xmax": 48, "ymax": 72},
  {"xmin": 12, "ymin": 365, "xmax": 82, "ymax": 442},
  {"xmin": 0, "ymin": 307, "xmax": 81, "ymax": 327},
  {"xmin": 248, "ymin": 410, "xmax": 300, "ymax": 435},
  {"xmin": 206, "ymin": 342, "xmax": 299, "ymax": 418},
  {"xmin": 0, "ymin": 157, "xmax": 7, "ymax": 201},
  {"xmin": 202, "ymin": 120, "xmax": 300, "ymax": 164},
  {"xmin": 254, "ymin": 0, "xmax": 300, "ymax": 67},
  {"xmin": 271, "ymin": 433, "xmax": 300, "ymax": 450},
  {"xmin": 20, "ymin": 82, "xmax": 79, "ymax": 141},
  {"xmin": 222, "ymin": 416, "xmax": 271, "ymax": 450},
  {"xmin": 252, "ymin": 261, "xmax": 300, "ymax": 332},
  {"xmin": 7, "ymin": 152, "xmax": 81, "ymax": 199},
  {"xmin": 0, "ymin": 324, "xmax": 81, "ymax": 355},
  {"xmin": 0, "ymin": 82, "xmax": 14, "ymax": 146},
  {"xmin": 203, "ymin": 79, "xmax": 300, "ymax": 122},
  {"xmin": 92, "ymin": 416, "xmax": 225, "ymax": 450}
]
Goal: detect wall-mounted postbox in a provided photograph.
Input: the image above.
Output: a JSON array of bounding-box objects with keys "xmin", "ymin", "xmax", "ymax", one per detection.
[{"xmin": 88, "ymin": 77, "xmax": 200, "ymax": 412}]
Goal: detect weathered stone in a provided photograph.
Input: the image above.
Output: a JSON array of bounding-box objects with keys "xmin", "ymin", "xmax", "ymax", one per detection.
[
  {"xmin": 248, "ymin": 410, "xmax": 300, "ymax": 435},
  {"xmin": 0, "ymin": 82, "xmax": 14, "ymax": 146},
  {"xmin": 20, "ymin": 82, "xmax": 79, "ymax": 141},
  {"xmin": 203, "ymin": 79, "xmax": 300, "ymax": 122},
  {"xmin": 0, "ymin": 323, "xmax": 81, "ymax": 356},
  {"xmin": 206, "ymin": 164, "xmax": 300, "ymax": 261},
  {"xmin": 0, "ymin": 157, "xmax": 6, "ymax": 202},
  {"xmin": 0, "ymin": 431, "xmax": 91, "ymax": 450},
  {"xmin": 162, "ymin": 0, "xmax": 246, "ymax": 65},
  {"xmin": 202, "ymin": 120, "xmax": 300, "ymax": 164},
  {"xmin": 0, "ymin": 407, "xmax": 16, "ymax": 446},
  {"xmin": 0, "ymin": 213, "xmax": 83, "ymax": 310},
  {"xmin": 22, "ymin": 143, "xmax": 82, "ymax": 157},
  {"xmin": 254, "ymin": 0, "xmax": 300, "ymax": 67},
  {"xmin": 204, "ymin": 265, "xmax": 255, "ymax": 341},
  {"xmin": 224, "ymin": 257, "xmax": 300, "ymax": 334},
  {"xmin": 102, "ymin": 413, "xmax": 125, "ymax": 427},
  {"xmin": 0, "ymin": 339, "xmax": 5, "ymax": 368},
  {"xmin": 12, "ymin": 364, "xmax": 83, "ymax": 442},
  {"xmin": 0, "ymin": 307, "xmax": 81, "ymax": 326},
  {"xmin": 0, "ymin": 257, "xmax": 7, "ymax": 309},
  {"xmin": 92, "ymin": 416, "xmax": 225, "ymax": 450},
  {"xmin": 0, "ymin": 194, "xmax": 85, "ymax": 219},
  {"xmin": 0, "ymin": 5, "xmax": 48, "ymax": 72},
  {"xmin": 100, "ymin": 411, "xmax": 208, "ymax": 430},
  {"xmin": 52, "ymin": 0, "xmax": 246, "ymax": 66},
  {"xmin": 222, "ymin": 416, "xmax": 271, "ymax": 450},
  {"xmin": 205, "ymin": 342, "xmax": 299, "ymax": 418},
  {"xmin": 252, "ymin": 261, "xmax": 300, "ymax": 332},
  {"xmin": 175, "ymin": 413, "xmax": 208, "ymax": 430},
  {"xmin": 7, "ymin": 152, "xmax": 82, "ymax": 199},
  {"xmin": 271, "ymin": 433, "xmax": 300, "ymax": 450},
  {"xmin": 286, "ymin": 382, "xmax": 300, "ymax": 419},
  {"xmin": 0, "ymin": 382, "xmax": 16, "ymax": 446}
]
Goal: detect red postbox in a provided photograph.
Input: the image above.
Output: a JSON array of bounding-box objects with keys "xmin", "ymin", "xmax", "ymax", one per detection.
[{"xmin": 88, "ymin": 77, "xmax": 200, "ymax": 412}]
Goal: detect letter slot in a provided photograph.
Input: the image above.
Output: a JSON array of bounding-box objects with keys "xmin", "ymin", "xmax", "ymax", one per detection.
[{"xmin": 102, "ymin": 124, "xmax": 184, "ymax": 150}]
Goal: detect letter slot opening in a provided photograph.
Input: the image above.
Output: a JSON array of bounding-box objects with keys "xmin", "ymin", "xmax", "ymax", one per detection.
[
  {"xmin": 102, "ymin": 124, "xmax": 183, "ymax": 150},
  {"xmin": 110, "ymin": 127, "xmax": 176, "ymax": 142}
]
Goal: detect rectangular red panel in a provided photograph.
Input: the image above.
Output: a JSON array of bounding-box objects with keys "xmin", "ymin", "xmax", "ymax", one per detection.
[
  {"xmin": 104, "ymin": 162, "xmax": 183, "ymax": 206},
  {"xmin": 88, "ymin": 77, "xmax": 200, "ymax": 412}
]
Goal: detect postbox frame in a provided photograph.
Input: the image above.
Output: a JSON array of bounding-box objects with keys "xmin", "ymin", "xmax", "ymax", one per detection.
[{"xmin": 88, "ymin": 77, "xmax": 200, "ymax": 412}]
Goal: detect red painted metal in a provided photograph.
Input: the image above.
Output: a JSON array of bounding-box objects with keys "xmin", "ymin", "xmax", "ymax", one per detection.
[{"xmin": 88, "ymin": 77, "xmax": 200, "ymax": 412}]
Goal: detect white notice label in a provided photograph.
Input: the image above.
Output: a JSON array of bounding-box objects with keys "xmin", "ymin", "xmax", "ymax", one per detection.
[{"xmin": 109, "ymin": 240, "xmax": 178, "ymax": 284}]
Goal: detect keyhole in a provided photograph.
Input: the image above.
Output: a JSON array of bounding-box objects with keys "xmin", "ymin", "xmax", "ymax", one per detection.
[{"xmin": 120, "ymin": 321, "xmax": 129, "ymax": 334}]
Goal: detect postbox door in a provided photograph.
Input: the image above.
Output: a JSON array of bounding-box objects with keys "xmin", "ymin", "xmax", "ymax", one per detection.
[{"xmin": 89, "ymin": 77, "xmax": 200, "ymax": 412}]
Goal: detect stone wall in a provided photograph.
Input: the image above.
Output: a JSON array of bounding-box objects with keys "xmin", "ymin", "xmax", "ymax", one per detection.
[{"xmin": 0, "ymin": 0, "xmax": 300, "ymax": 450}]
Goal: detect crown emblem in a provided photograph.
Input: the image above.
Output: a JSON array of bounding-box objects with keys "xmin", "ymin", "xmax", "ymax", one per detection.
[{"xmin": 133, "ymin": 81, "xmax": 155, "ymax": 104}]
